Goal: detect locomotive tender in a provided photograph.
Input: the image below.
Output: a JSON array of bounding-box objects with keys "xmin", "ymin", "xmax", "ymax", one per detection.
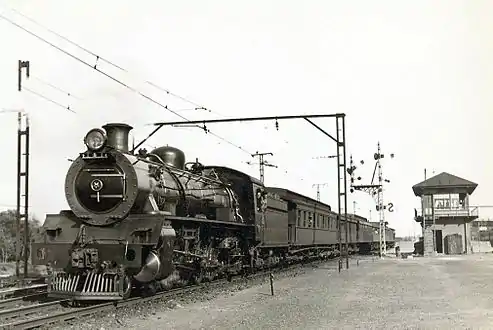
[{"xmin": 31, "ymin": 123, "xmax": 395, "ymax": 301}]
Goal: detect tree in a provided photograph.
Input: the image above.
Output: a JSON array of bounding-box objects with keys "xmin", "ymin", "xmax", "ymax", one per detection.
[{"xmin": 0, "ymin": 210, "xmax": 42, "ymax": 263}]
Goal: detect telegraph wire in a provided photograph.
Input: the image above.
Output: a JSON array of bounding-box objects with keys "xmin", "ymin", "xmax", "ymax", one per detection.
[
  {"xmin": 242, "ymin": 160, "xmax": 307, "ymax": 184},
  {"xmin": 31, "ymin": 75, "xmax": 81, "ymax": 100},
  {"xmin": 0, "ymin": 11, "xmax": 250, "ymax": 155},
  {"xmin": 22, "ymin": 86, "xmax": 76, "ymax": 114},
  {"xmin": 4, "ymin": 5, "xmax": 126, "ymax": 70}
]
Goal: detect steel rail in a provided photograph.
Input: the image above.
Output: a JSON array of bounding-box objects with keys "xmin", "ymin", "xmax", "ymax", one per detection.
[
  {"xmin": 0, "ymin": 299, "xmax": 68, "ymax": 319},
  {"xmin": 0, "ymin": 292, "xmax": 48, "ymax": 308}
]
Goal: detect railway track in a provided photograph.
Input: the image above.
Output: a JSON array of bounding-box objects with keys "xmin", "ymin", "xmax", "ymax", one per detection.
[
  {"xmin": 0, "ymin": 285, "xmax": 201, "ymax": 330},
  {"xmin": 0, "ymin": 274, "xmax": 236, "ymax": 330},
  {"xmin": 0, "ymin": 292, "xmax": 48, "ymax": 310},
  {"xmin": 0, "ymin": 283, "xmax": 49, "ymax": 312},
  {"xmin": 0, "ymin": 299, "xmax": 69, "ymax": 325},
  {"xmin": 0, "ymin": 256, "xmax": 340, "ymax": 329},
  {"xmin": 0, "ymin": 255, "xmax": 371, "ymax": 329}
]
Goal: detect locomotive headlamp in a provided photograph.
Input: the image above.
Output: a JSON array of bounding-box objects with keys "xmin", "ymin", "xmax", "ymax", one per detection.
[{"xmin": 84, "ymin": 128, "xmax": 107, "ymax": 151}]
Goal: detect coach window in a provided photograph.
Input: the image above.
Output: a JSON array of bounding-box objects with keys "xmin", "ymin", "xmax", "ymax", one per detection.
[
  {"xmin": 303, "ymin": 211, "xmax": 307, "ymax": 227},
  {"xmin": 297, "ymin": 210, "xmax": 301, "ymax": 227},
  {"xmin": 308, "ymin": 212, "xmax": 312, "ymax": 228}
]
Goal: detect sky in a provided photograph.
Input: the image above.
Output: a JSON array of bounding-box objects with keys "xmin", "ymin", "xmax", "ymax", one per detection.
[{"xmin": 0, "ymin": 0, "xmax": 492, "ymax": 237}]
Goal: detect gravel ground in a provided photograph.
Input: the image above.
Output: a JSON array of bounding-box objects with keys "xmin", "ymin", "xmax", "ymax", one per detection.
[
  {"xmin": 113, "ymin": 254, "xmax": 493, "ymax": 329},
  {"xmin": 46, "ymin": 254, "xmax": 493, "ymax": 329}
]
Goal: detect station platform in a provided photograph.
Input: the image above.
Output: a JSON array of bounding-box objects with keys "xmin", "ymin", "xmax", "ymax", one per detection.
[{"xmin": 122, "ymin": 254, "xmax": 493, "ymax": 329}]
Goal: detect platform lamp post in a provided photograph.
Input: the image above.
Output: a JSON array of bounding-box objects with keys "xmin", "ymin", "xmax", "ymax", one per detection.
[{"xmin": 347, "ymin": 142, "xmax": 395, "ymax": 258}]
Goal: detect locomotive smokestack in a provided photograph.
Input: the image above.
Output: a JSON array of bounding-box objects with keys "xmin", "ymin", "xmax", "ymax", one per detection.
[{"xmin": 102, "ymin": 123, "xmax": 133, "ymax": 152}]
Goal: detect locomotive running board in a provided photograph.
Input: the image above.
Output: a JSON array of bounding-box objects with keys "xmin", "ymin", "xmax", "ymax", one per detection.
[{"xmin": 47, "ymin": 271, "xmax": 129, "ymax": 301}]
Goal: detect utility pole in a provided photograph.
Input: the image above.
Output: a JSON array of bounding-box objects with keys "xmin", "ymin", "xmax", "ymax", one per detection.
[
  {"xmin": 347, "ymin": 142, "xmax": 395, "ymax": 258},
  {"xmin": 250, "ymin": 151, "xmax": 277, "ymax": 184},
  {"xmin": 312, "ymin": 183, "xmax": 329, "ymax": 202},
  {"xmin": 17, "ymin": 60, "xmax": 30, "ymax": 278}
]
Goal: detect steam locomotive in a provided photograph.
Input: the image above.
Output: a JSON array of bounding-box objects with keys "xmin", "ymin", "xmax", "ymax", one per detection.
[{"xmin": 31, "ymin": 123, "xmax": 395, "ymax": 301}]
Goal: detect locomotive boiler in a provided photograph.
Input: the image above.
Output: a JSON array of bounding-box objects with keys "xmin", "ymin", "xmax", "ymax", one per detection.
[{"xmin": 32, "ymin": 123, "xmax": 243, "ymax": 300}]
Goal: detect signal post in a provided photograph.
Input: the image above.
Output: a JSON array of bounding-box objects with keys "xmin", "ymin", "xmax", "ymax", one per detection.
[{"xmin": 348, "ymin": 142, "xmax": 394, "ymax": 258}]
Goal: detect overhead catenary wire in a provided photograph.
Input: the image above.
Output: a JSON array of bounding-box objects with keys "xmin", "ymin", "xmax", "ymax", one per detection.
[
  {"xmin": 0, "ymin": 10, "xmax": 250, "ymax": 155},
  {"xmin": 3, "ymin": 5, "xmax": 228, "ymax": 117}
]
